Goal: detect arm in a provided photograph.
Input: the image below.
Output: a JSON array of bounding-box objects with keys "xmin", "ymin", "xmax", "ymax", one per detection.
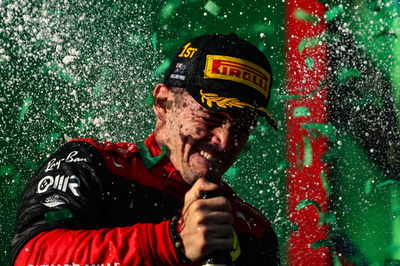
[
  {"xmin": 177, "ymin": 179, "xmax": 280, "ymax": 265},
  {"xmin": 11, "ymin": 141, "xmax": 180, "ymax": 266}
]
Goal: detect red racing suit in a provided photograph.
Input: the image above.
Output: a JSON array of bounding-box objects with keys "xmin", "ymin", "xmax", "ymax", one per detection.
[{"xmin": 11, "ymin": 133, "xmax": 279, "ymax": 265}]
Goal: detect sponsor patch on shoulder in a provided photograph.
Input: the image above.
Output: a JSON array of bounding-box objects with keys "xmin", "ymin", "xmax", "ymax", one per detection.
[
  {"xmin": 40, "ymin": 194, "xmax": 69, "ymax": 208},
  {"xmin": 37, "ymin": 174, "xmax": 81, "ymax": 196},
  {"xmin": 44, "ymin": 150, "xmax": 87, "ymax": 173}
]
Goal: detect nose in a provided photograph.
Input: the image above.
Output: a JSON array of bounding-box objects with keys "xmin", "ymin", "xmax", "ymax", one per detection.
[{"xmin": 210, "ymin": 122, "xmax": 233, "ymax": 151}]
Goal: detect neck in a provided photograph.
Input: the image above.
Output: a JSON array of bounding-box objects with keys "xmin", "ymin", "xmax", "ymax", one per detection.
[{"xmin": 153, "ymin": 119, "xmax": 166, "ymax": 149}]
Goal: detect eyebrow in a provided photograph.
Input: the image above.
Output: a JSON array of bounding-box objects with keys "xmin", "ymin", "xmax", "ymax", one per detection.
[
  {"xmin": 199, "ymin": 109, "xmax": 229, "ymax": 119},
  {"xmin": 198, "ymin": 109, "xmax": 255, "ymax": 123}
]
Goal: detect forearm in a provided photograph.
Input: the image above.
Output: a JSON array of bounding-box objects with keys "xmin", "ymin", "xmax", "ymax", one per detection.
[{"xmin": 14, "ymin": 220, "xmax": 179, "ymax": 266}]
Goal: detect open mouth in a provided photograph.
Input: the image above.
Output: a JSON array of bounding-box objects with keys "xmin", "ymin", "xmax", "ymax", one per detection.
[
  {"xmin": 198, "ymin": 148, "xmax": 221, "ymax": 163},
  {"xmin": 185, "ymin": 146, "xmax": 227, "ymax": 180},
  {"xmin": 199, "ymin": 150, "xmax": 213, "ymax": 160},
  {"xmin": 186, "ymin": 142, "xmax": 225, "ymax": 169}
]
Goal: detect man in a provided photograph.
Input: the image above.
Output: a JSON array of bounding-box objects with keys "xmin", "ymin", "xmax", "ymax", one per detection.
[{"xmin": 11, "ymin": 33, "xmax": 279, "ymax": 265}]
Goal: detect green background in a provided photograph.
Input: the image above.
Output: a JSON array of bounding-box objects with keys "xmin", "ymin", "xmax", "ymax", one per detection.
[{"xmin": 0, "ymin": 0, "xmax": 400, "ymax": 265}]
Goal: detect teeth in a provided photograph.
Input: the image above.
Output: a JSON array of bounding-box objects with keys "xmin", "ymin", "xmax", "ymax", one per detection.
[{"xmin": 200, "ymin": 150, "xmax": 213, "ymax": 160}]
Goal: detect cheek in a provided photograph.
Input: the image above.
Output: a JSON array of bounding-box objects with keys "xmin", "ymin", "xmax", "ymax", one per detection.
[
  {"xmin": 175, "ymin": 109, "xmax": 205, "ymax": 137},
  {"xmin": 165, "ymin": 118, "xmax": 182, "ymax": 146},
  {"xmin": 179, "ymin": 123, "xmax": 191, "ymax": 135},
  {"xmin": 179, "ymin": 123, "xmax": 210, "ymax": 141}
]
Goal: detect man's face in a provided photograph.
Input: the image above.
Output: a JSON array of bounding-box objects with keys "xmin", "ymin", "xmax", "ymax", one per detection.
[{"xmin": 164, "ymin": 90, "xmax": 256, "ymax": 184}]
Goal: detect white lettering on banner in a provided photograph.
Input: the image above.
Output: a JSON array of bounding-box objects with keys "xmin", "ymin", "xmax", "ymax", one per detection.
[
  {"xmin": 45, "ymin": 151, "xmax": 87, "ymax": 172},
  {"xmin": 37, "ymin": 175, "xmax": 81, "ymax": 196}
]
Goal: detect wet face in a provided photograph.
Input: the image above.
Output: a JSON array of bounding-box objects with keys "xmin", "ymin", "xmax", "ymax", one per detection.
[{"xmin": 163, "ymin": 90, "xmax": 256, "ymax": 184}]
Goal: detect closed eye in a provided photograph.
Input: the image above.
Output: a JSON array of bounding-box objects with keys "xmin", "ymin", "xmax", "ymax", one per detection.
[{"xmin": 201, "ymin": 117, "xmax": 223, "ymax": 128}]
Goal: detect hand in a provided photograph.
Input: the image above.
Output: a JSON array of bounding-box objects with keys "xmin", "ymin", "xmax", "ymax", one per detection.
[{"xmin": 178, "ymin": 177, "xmax": 234, "ymax": 262}]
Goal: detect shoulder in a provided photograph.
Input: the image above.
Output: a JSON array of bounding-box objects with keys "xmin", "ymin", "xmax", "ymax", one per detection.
[
  {"xmin": 67, "ymin": 138, "xmax": 145, "ymax": 180},
  {"xmin": 49, "ymin": 138, "xmax": 139, "ymax": 172},
  {"xmin": 69, "ymin": 138, "xmax": 139, "ymax": 164},
  {"xmin": 69, "ymin": 138, "xmax": 138, "ymax": 156},
  {"xmin": 221, "ymin": 183, "xmax": 271, "ymax": 238}
]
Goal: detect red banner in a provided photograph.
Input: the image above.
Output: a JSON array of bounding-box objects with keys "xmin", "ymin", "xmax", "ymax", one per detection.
[{"xmin": 285, "ymin": 0, "xmax": 331, "ymax": 264}]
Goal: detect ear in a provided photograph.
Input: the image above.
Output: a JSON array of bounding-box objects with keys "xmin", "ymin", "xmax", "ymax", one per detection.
[{"xmin": 153, "ymin": 83, "xmax": 172, "ymax": 122}]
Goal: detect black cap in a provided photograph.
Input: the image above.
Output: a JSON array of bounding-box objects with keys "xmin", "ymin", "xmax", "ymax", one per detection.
[{"xmin": 164, "ymin": 33, "xmax": 277, "ymax": 129}]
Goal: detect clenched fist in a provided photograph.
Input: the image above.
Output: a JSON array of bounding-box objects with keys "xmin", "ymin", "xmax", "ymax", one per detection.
[{"xmin": 178, "ymin": 177, "xmax": 233, "ymax": 262}]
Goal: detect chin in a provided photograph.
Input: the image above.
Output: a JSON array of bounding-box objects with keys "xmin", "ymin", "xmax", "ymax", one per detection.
[
  {"xmin": 184, "ymin": 159, "xmax": 224, "ymax": 183},
  {"xmin": 181, "ymin": 168, "xmax": 209, "ymax": 184}
]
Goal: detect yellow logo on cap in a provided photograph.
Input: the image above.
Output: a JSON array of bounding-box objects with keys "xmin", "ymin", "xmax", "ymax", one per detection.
[
  {"xmin": 200, "ymin": 90, "xmax": 253, "ymax": 109},
  {"xmin": 178, "ymin": 42, "xmax": 198, "ymax": 58},
  {"xmin": 200, "ymin": 90, "xmax": 276, "ymax": 127},
  {"xmin": 204, "ymin": 55, "xmax": 271, "ymax": 97}
]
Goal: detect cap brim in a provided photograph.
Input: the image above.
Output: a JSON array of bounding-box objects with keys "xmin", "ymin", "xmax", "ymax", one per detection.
[
  {"xmin": 188, "ymin": 87, "xmax": 278, "ymax": 130},
  {"xmin": 190, "ymin": 87, "xmax": 278, "ymax": 130}
]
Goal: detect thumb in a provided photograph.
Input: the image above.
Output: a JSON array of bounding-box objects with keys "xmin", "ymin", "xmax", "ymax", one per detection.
[{"xmin": 185, "ymin": 177, "xmax": 219, "ymax": 203}]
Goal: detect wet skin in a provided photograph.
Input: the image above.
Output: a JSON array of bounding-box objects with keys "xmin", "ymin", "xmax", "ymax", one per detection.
[{"xmin": 161, "ymin": 88, "xmax": 256, "ymax": 184}]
